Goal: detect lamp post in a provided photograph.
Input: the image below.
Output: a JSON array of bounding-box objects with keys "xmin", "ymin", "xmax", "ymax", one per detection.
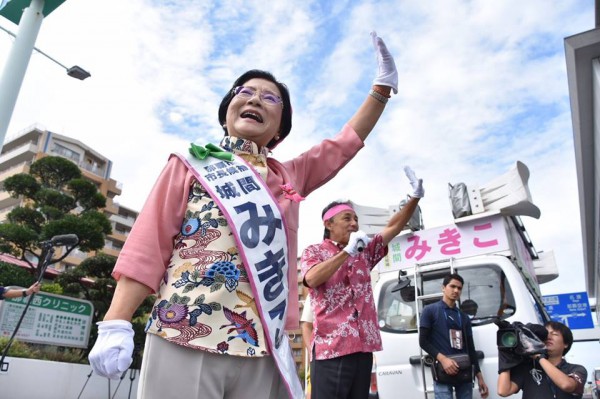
[
  {"xmin": 0, "ymin": 0, "xmax": 87, "ymax": 152},
  {"xmin": 0, "ymin": 24, "xmax": 90, "ymax": 79}
]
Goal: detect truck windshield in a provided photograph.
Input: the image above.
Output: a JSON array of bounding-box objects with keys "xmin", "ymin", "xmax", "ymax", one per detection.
[{"xmin": 377, "ymin": 264, "xmax": 517, "ymax": 333}]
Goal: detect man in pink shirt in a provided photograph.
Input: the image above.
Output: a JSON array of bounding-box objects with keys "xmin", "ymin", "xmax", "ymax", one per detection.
[{"xmin": 301, "ymin": 167, "xmax": 424, "ymax": 399}]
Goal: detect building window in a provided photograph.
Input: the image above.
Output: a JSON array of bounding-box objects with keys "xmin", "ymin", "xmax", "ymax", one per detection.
[{"xmin": 52, "ymin": 143, "xmax": 80, "ymax": 163}]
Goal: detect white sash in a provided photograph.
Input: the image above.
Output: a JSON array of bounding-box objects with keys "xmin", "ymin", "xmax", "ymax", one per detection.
[{"xmin": 173, "ymin": 153, "xmax": 303, "ymax": 399}]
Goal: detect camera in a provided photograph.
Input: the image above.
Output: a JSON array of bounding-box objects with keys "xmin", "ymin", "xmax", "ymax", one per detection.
[
  {"xmin": 495, "ymin": 319, "xmax": 548, "ymax": 372},
  {"xmin": 494, "ymin": 320, "xmax": 547, "ymax": 356},
  {"xmin": 497, "ymin": 327, "xmax": 519, "ymax": 349}
]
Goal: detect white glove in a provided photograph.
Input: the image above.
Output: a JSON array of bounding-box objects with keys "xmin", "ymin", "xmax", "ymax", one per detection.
[
  {"xmin": 371, "ymin": 31, "xmax": 398, "ymax": 94},
  {"xmin": 89, "ymin": 320, "xmax": 134, "ymax": 379},
  {"xmin": 344, "ymin": 231, "xmax": 371, "ymax": 256},
  {"xmin": 404, "ymin": 166, "xmax": 424, "ymax": 198}
]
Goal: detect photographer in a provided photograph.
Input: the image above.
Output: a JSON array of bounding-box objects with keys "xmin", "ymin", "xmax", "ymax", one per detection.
[{"xmin": 497, "ymin": 321, "xmax": 587, "ymax": 398}]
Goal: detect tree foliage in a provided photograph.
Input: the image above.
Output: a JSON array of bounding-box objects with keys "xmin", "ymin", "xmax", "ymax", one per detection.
[
  {"xmin": 55, "ymin": 253, "xmax": 153, "ymax": 361},
  {"xmin": 0, "ymin": 156, "xmax": 112, "ymax": 278},
  {"xmin": 0, "ymin": 262, "xmax": 36, "ymax": 287}
]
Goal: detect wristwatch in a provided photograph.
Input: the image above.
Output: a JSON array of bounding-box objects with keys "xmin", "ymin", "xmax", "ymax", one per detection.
[{"xmin": 21, "ymin": 290, "xmax": 27, "ymax": 297}]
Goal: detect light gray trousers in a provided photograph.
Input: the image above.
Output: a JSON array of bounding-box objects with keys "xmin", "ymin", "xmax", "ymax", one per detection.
[{"xmin": 138, "ymin": 334, "xmax": 289, "ymax": 399}]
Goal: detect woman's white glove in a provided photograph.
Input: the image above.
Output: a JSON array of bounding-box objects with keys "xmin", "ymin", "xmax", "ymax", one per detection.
[
  {"xmin": 371, "ymin": 31, "xmax": 398, "ymax": 94},
  {"xmin": 404, "ymin": 166, "xmax": 424, "ymax": 198},
  {"xmin": 89, "ymin": 320, "xmax": 134, "ymax": 379},
  {"xmin": 344, "ymin": 231, "xmax": 371, "ymax": 256}
]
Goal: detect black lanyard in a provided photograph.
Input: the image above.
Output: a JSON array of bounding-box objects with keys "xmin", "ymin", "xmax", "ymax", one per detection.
[{"xmin": 443, "ymin": 307, "xmax": 462, "ymax": 329}]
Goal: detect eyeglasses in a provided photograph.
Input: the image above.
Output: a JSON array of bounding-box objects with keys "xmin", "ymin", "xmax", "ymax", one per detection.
[{"xmin": 233, "ymin": 86, "xmax": 283, "ymax": 107}]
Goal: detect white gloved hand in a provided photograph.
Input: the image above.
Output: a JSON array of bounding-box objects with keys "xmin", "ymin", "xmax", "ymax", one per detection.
[
  {"xmin": 344, "ymin": 231, "xmax": 371, "ymax": 256},
  {"xmin": 404, "ymin": 166, "xmax": 424, "ymax": 198},
  {"xmin": 371, "ymin": 31, "xmax": 398, "ymax": 94},
  {"xmin": 89, "ymin": 320, "xmax": 134, "ymax": 379}
]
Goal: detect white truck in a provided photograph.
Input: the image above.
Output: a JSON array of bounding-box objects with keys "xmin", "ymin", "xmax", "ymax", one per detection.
[{"xmin": 352, "ymin": 161, "xmax": 599, "ymax": 399}]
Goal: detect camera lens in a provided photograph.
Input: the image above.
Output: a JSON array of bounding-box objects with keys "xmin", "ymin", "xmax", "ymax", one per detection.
[{"xmin": 499, "ymin": 331, "xmax": 518, "ymax": 348}]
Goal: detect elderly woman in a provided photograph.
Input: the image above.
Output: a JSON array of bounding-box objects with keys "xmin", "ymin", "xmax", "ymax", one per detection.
[{"xmin": 89, "ymin": 32, "xmax": 398, "ymax": 399}]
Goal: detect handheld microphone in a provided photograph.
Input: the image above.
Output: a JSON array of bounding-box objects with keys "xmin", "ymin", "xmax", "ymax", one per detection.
[
  {"xmin": 356, "ymin": 239, "xmax": 365, "ymax": 252},
  {"xmin": 50, "ymin": 234, "xmax": 79, "ymax": 247}
]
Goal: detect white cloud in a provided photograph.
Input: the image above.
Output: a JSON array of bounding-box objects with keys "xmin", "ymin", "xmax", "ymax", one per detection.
[{"xmin": 0, "ymin": 0, "xmax": 593, "ymax": 296}]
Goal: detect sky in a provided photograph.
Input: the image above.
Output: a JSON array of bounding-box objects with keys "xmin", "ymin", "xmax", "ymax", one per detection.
[{"xmin": 0, "ymin": 0, "xmax": 595, "ymax": 297}]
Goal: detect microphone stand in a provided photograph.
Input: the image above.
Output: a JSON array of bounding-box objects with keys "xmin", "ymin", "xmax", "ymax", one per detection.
[{"xmin": 0, "ymin": 241, "xmax": 54, "ymax": 371}]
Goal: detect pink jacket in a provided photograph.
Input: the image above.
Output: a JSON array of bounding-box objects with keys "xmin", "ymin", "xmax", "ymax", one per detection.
[{"xmin": 113, "ymin": 124, "xmax": 364, "ymax": 329}]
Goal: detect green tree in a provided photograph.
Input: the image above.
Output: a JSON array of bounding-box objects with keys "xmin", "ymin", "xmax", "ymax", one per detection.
[
  {"xmin": 0, "ymin": 262, "xmax": 37, "ymax": 287},
  {"xmin": 55, "ymin": 253, "xmax": 154, "ymax": 361},
  {"xmin": 0, "ymin": 156, "xmax": 112, "ymax": 279}
]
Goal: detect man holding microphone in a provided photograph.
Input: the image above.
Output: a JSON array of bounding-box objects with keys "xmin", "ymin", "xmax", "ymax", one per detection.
[{"xmin": 300, "ymin": 167, "xmax": 423, "ymax": 399}]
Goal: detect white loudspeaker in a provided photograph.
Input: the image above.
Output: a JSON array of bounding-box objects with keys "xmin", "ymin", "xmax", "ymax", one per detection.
[
  {"xmin": 349, "ymin": 200, "xmax": 424, "ymax": 236},
  {"xmin": 474, "ymin": 161, "xmax": 541, "ymax": 219}
]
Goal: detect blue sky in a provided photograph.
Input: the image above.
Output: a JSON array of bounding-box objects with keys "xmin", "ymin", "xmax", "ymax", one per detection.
[{"xmin": 0, "ymin": 0, "xmax": 595, "ymax": 296}]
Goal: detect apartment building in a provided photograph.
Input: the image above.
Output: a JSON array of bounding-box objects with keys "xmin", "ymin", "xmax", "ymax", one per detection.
[{"xmin": 0, "ymin": 124, "xmax": 137, "ymax": 272}]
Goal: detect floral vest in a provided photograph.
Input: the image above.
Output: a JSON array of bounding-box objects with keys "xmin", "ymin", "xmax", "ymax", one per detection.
[{"xmin": 145, "ymin": 137, "xmax": 270, "ymax": 357}]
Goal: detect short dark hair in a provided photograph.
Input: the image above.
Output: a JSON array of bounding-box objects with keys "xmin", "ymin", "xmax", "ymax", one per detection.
[
  {"xmin": 442, "ymin": 273, "xmax": 464, "ymax": 287},
  {"xmin": 460, "ymin": 299, "xmax": 478, "ymax": 315},
  {"xmin": 545, "ymin": 320, "xmax": 573, "ymax": 355},
  {"xmin": 218, "ymin": 69, "xmax": 292, "ymax": 149},
  {"xmin": 321, "ymin": 200, "xmax": 352, "ymax": 239}
]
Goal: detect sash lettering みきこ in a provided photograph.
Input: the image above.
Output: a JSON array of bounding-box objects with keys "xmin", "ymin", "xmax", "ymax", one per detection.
[{"xmin": 174, "ymin": 152, "xmax": 303, "ymax": 399}]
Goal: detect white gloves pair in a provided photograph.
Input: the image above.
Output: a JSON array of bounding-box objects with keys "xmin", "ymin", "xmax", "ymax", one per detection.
[
  {"xmin": 404, "ymin": 166, "xmax": 424, "ymax": 198},
  {"xmin": 88, "ymin": 320, "xmax": 135, "ymax": 379},
  {"xmin": 344, "ymin": 231, "xmax": 371, "ymax": 256},
  {"xmin": 371, "ymin": 31, "xmax": 398, "ymax": 94}
]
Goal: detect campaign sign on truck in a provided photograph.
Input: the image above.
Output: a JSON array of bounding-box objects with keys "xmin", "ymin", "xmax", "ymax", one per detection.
[
  {"xmin": 379, "ymin": 214, "xmax": 511, "ymax": 272},
  {"xmin": 542, "ymin": 292, "xmax": 594, "ymax": 330}
]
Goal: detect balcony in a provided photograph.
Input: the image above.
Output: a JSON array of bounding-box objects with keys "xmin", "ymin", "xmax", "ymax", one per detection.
[
  {"xmin": 0, "ymin": 143, "xmax": 37, "ymax": 168},
  {"xmin": 109, "ymin": 213, "xmax": 135, "ymax": 228}
]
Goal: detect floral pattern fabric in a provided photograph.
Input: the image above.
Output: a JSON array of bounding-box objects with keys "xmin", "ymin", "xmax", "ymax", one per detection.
[
  {"xmin": 144, "ymin": 137, "xmax": 270, "ymax": 357},
  {"xmin": 300, "ymin": 235, "xmax": 387, "ymax": 360}
]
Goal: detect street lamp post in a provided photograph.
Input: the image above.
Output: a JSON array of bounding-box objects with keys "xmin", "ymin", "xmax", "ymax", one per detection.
[
  {"xmin": 0, "ymin": 0, "xmax": 88, "ymax": 152},
  {"xmin": 0, "ymin": 24, "xmax": 90, "ymax": 80}
]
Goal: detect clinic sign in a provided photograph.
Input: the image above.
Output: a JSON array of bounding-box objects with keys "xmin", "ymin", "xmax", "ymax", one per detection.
[
  {"xmin": 0, "ymin": 290, "xmax": 93, "ymax": 348},
  {"xmin": 542, "ymin": 292, "xmax": 594, "ymax": 330}
]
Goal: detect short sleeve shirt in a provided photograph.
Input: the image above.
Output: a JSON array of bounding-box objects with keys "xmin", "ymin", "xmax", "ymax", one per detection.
[
  {"xmin": 420, "ymin": 300, "xmax": 474, "ymax": 358},
  {"xmin": 511, "ymin": 359, "xmax": 587, "ymax": 399},
  {"xmin": 300, "ymin": 234, "xmax": 387, "ymax": 360},
  {"xmin": 301, "ymin": 294, "xmax": 314, "ymax": 323}
]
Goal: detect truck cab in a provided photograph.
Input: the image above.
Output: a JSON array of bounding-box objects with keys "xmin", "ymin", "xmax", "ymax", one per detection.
[{"xmin": 359, "ymin": 162, "xmax": 560, "ymax": 398}]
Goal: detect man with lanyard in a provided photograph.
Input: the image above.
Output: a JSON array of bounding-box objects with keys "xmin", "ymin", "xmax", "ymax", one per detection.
[
  {"xmin": 301, "ymin": 166, "xmax": 424, "ymax": 399},
  {"xmin": 497, "ymin": 321, "xmax": 587, "ymax": 399},
  {"xmin": 419, "ymin": 273, "xmax": 489, "ymax": 399}
]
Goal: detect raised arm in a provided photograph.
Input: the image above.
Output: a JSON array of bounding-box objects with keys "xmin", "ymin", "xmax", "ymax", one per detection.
[
  {"xmin": 348, "ymin": 32, "xmax": 398, "ymax": 141},
  {"xmin": 380, "ymin": 166, "xmax": 424, "ymax": 246}
]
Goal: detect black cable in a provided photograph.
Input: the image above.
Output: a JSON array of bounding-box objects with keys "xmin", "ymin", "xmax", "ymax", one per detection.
[
  {"xmin": 77, "ymin": 370, "xmax": 94, "ymax": 399},
  {"xmin": 0, "ymin": 245, "xmax": 53, "ymax": 368}
]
